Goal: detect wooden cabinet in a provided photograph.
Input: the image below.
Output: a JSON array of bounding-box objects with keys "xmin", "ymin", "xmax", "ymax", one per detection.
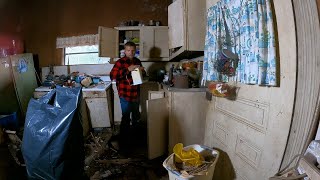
[
  {"xmin": 146, "ymin": 88, "xmax": 208, "ymax": 159},
  {"xmin": 147, "ymin": 92, "xmax": 168, "ymax": 160},
  {"xmin": 112, "ymin": 81, "xmax": 160, "ymax": 124},
  {"xmin": 33, "ymin": 85, "xmax": 113, "ymax": 136},
  {"xmin": 99, "ymin": 26, "xmax": 169, "ymax": 61},
  {"xmin": 167, "ymin": 91, "xmax": 207, "ymax": 153},
  {"xmin": 112, "ymin": 83, "xmax": 122, "ymax": 123},
  {"xmin": 168, "ymin": 0, "xmax": 206, "ymax": 60},
  {"xmin": 84, "ymin": 88, "xmax": 112, "ymax": 128}
]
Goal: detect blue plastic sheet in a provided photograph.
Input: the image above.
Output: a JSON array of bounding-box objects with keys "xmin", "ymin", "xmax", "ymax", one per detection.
[
  {"xmin": 0, "ymin": 112, "xmax": 18, "ymax": 130},
  {"xmin": 22, "ymin": 86, "xmax": 84, "ymax": 179}
]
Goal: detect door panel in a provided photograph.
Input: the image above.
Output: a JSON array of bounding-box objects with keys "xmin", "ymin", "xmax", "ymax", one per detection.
[
  {"xmin": 98, "ymin": 26, "xmax": 119, "ymax": 58},
  {"xmin": 85, "ymin": 98, "xmax": 111, "ymax": 128},
  {"xmin": 186, "ymin": 0, "xmax": 206, "ymax": 51},
  {"xmin": 168, "ymin": 0, "xmax": 185, "ymax": 49},
  {"xmin": 140, "ymin": 27, "xmax": 154, "ymax": 59},
  {"xmin": 147, "ymin": 97, "xmax": 168, "ymax": 159},
  {"xmin": 204, "ymin": 0, "xmax": 296, "ymax": 179},
  {"xmin": 10, "ymin": 53, "xmax": 38, "ymax": 117},
  {"xmin": 154, "ymin": 28, "xmax": 169, "ymax": 58}
]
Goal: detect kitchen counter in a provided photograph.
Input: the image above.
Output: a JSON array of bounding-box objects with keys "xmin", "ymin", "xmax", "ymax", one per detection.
[
  {"xmin": 34, "ymin": 82, "xmax": 113, "ymax": 132},
  {"xmin": 161, "ymin": 83, "xmax": 206, "ymax": 92},
  {"xmin": 82, "ymin": 82, "xmax": 111, "ymax": 91},
  {"xmin": 34, "ymin": 82, "xmax": 112, "ymax": 92}
]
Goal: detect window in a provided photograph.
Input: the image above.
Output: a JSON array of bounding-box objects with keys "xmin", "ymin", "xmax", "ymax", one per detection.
[{"xmin": 64, "ymin": 45, "xmax": 110, "ymax": 65}]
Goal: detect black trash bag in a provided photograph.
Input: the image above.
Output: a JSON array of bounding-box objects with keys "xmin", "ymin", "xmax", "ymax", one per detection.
[{"xmin": 22, "ymin": 86, "xmax": 84, "ymax": 180}]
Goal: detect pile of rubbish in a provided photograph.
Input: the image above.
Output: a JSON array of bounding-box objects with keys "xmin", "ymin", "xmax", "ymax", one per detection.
[{"xmin": 163, "ymin": 143, "xmax": 219, "ymax": 179}]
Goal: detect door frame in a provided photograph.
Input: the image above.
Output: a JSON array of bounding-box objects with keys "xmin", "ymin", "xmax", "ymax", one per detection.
[{"xmin": 281, "ymin": 0, "xmax": 320, "ymax": 169}]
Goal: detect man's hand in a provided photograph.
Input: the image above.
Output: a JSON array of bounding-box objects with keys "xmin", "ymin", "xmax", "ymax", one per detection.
[
  {"xmin": 128, "ymin": 65, "xmax": 140, "ymax": 71},
  {"xmin": 138, "ymin": 66, "xmax": 145, "ymax": 71}
]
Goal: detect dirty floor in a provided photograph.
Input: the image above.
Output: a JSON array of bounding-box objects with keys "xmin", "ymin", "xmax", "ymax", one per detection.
[
  {"xmin": 85, "ymin": 124, "xmax": 169, "ymax": 180},
  {"xmin": 0, "ymin": 124, "xmax": 169, "ymax": 180}
]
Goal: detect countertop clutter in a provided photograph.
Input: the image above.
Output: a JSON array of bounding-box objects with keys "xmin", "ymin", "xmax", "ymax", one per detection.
[
  {"xmin": 34, "ymin": 73, "xmax": 113, "ymax": 131},
  {"xmin": 162, "ymin": 59, "xmax": 204, "ymax": 89},
  {"xmin": 35, "ymin": 82, "xmax": 111, "ymax": 92}
]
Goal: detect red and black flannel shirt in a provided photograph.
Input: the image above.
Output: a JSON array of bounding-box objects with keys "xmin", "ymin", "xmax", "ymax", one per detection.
[{"xmin": 110, "ymin": 56, "xmax": 145, "ymax": 102}]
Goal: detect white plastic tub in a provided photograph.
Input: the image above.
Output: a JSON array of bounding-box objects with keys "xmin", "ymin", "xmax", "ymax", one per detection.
[{"xmin": 163, "ymin": 144, "xmax": 219, "ymax": 180}]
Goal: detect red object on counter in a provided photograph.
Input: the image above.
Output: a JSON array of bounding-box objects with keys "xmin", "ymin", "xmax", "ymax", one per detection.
[{"xmin": 0, "ymin": 33, "xmax": 24, "ymax": 58}]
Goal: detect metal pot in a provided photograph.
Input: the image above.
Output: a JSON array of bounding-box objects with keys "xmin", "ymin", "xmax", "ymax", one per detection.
[{"xmin": 173, "ymin": 75, "xmax": 189, "ymax": 88}]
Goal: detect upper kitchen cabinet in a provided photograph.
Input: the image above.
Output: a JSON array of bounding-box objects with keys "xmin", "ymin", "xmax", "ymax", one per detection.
[
  {"xmin": 168, "ymin": 0, "xmax": 206, "ymax": 61},
  {"xmin": 99, "ymin": 26, "xmax": 169, "ymax": 61}
]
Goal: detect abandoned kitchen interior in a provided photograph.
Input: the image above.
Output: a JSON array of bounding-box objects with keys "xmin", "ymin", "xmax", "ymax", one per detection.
[{"xmin": 1, "ymin": 0, "xmax": 320, "ymax": 179}]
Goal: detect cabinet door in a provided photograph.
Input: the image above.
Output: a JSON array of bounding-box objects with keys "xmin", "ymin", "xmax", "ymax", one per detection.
[
  {"xmin": 147, "ymin": 97, "xmax": 168, "ymax": 159},
  {"xmin": 140, "ymin": 27, "xmax": 154, "ymax": 59},
  {"xmin": 85, "ymin": 98, "xmax": 111, "ymax": 128},
  {"xmin": 168, "ymin": 0, "xmax": 185, "ymax": 49},
  {"xmin": 168, "ymin": 91, "xmax": 207, "ymax": 153},
  {"xmin": 113, "ymin": 93, "xmax": 122, "ymax": 123},
  {"xmin": 154, "ymin": 27, "xmax": 169, "ymax": 58},
  {"xmin": 80, "ymin": 98, "xmax": 90, "ymax": 137},
  {"xmin": 98, "ymin": 26, "xmax": 119, "ymax": 58},
  {"xmin": 112, "ymin": 83, "xmax": 122, "ymax": 123},
  {"xmin": 140, "ymin": 27, "xmax": 169, "ymax": 60},
  {"xmin": 140, "ymin": 82, "xmax": 160, "ymax": 122},
  {"xmin": 186, "ymin": 0, "xmax": 206, "ymax": 51}
]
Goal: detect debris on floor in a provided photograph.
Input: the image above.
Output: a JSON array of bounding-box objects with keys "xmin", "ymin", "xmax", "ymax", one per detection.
[
  {"xmin": 2, "ymin": 124, "xmax": 169, "ymax": 179},
  {"xmin": 5, "ymin": 130, "xmax": 25, "ymax": 167},
  {"xmin": 84, "ymin": 126, "xmax": 169, "ymax": 180}
]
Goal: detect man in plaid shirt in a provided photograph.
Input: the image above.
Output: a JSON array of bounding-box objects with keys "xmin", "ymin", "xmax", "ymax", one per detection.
[{"xmin": 110, "ymin": 42, "xmax": 146, "ymax": 148}]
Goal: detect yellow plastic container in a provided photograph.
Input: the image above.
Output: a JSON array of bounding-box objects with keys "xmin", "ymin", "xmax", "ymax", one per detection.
[{"xmin": 163, "ymin": 144, "xmax": 219, "ymax": 180}]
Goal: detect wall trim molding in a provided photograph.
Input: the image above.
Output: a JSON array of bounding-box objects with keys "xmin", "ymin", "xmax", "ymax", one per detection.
[
  {"xmin": 281, "ymin": 0, "xmax": 320, "ymax": 169},
  {"xmin": 215, "ymin": 97, "xmax": 269, "ymax": 134}
]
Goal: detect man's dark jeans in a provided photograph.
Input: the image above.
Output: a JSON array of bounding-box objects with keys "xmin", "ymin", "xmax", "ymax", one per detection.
[{"xmin": 119, "ymin": 97, "xmax": 141, "ymax": 147}]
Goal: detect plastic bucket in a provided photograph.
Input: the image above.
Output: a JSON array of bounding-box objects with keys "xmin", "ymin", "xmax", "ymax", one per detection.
[{"xmin": 163, "ymin": 144, "xmax": 219, "ymax": 180}]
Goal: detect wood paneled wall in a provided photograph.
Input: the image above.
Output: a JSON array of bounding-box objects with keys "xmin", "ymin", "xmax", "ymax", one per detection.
[
  {"xmin": 0, "ymin": 0, "xmax": 22, "ymax": 33},
  {"xmin": 4, "ymin": 0, "xmax": 171, "ymax": 67}
]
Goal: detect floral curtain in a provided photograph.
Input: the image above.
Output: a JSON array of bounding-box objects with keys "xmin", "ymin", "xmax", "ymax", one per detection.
[
  {"xmin": 56, "ymin": 34, "xmax": 98, "ymax": 48},
  {"xmin": 203, "ymin": 0, "xmax": 277, "ymax": 86}
]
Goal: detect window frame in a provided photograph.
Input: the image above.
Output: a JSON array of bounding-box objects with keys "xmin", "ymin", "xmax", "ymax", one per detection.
[{"xmin": 63, "ymin": 45, "xmax": 110, "ymax": 65}]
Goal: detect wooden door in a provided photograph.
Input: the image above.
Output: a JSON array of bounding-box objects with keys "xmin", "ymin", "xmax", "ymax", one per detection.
[
  {"xmin": 204, "ymin": 1, "xmax": 296, "ymax": 179},
  {"xmin": 98, "ymin": 26, "xmax": 119, "ymax": 58},
  {"xmin": 147, "ymin": 97, "xmax": 169, "ymax": 159},
  {"xmin": 10, "ymin": 53, "xmax": 38, "ymax": 117}
]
